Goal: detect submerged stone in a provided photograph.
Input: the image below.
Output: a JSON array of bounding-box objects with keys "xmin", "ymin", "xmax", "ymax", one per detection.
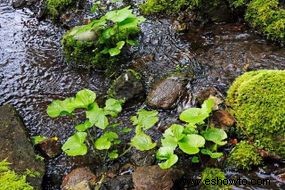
[
  {"xmin": 108, "ymin": 69, "xmax": 144, "ymax": 102},
  {"xmin": 147, "ymin": 76, "xmax": 186, "ymax": 109},
  {"xmin": 0, "ymin": 104, "xmax": 45, "ymax": 189}
]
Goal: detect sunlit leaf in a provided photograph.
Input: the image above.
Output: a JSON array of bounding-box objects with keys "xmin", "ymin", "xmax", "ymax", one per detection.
[
  {"xmin": 62, "ymin": 132, "xmax": 88, "ymax": 156},
  {"xmin": 131, "ymin": 132, "xmax": 156, "ymax": 151},
  {"xmin": 156, "ymin": 147, "xmax": 178, "ymax": 169},
  {"xmin": 75, "ymin": 120, "xmax": 93, "ymax": 132},
  {"xmin": 104, "ymin": 98, "xmax": 123, "ymax": 117},
  {"xmin": 201, "ymin": 128, "xmax": 227, "ymax": 146},
  {"xmin": 86, "ymin": 104, "xmax": 109, "ymax": 129}
]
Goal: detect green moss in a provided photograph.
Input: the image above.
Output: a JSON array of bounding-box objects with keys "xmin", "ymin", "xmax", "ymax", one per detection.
[
  {"xmin": 201, "ymin": 168, "xmax": 231, "ymax": 190},
  {"xmin": 227, "ymin": 141, "xmax": 262, "ymax": 170},
  {"xmin": 46, "ymin": 0, "xmax": 76, "ymax": 18},
  {"xmin": 140, "ymin": 0, "xmax": 194, "ymax": 15},
  {"xmin": 62, "ymin": 7, "xmax": 144, "ymax": 68},
  {"xmin": 231, "ymin": 0, "xmax": 285, "ymax": 42},
  {"xmin": 0, "ymin": 160, "xmax": 34, "ymax": 190},
  {"xmin": 226, "ymin": 70, "xmax": 285, "ymax": 157}
]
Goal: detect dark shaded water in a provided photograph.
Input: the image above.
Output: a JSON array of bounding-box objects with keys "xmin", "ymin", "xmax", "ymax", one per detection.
[{"xmin": 0, "ymin": 1, "xmax": 284, "ymax": 189}]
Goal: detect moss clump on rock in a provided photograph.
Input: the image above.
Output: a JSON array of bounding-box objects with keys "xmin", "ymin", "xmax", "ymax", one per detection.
[
  {"xmin": 46, "ymin": 0, "xmax": 76, "ymax": 19},
  {"xmin": 226, "ymin": 70, "xmax": 285, "ymax": 157},
  {"xmin": 231, "ymin": 0, "xmax": 285, "ymax": 42},
  {"xmin": 201, "ymin": 168, "xmax": 231, "ymax": 190},
  {"xmin": 0, "ymin": 160, "xmax": 34, "ymax": 190},
  {"xmin": 62, "ymin": 6, "xmax": 145, "ymax": 68},
  {"xmin": 227, "ymin": 141, "xmax": 262, "ymax": 170}
]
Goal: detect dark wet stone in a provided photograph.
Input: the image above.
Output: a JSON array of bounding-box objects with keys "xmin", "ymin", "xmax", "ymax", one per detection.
[
  {"xmin": 130, "ymin": 149, "xmax": 156, "ymax": 167},
  {"xmin": 212, "ymin": 110, "xmax": 235, "ymax": 127},
  {"xmin": 0, "ymin": 104, "xmax": 45, "ymax": 189},
  {"xmin": 37, "ymin": 137, "xmax": 62, "ymax": 159},
  {"xmin": 147, "ymin": 76, "xmax": 186, "ymax": 109},
  {"xmin": 108, "ymin": 69, "xmax": 144, "ymax": 102},
  {"xmin": 61, "ymin": 167, "xmax": 96, "ymax": 190},
  {"xmin": 195, "ymin": 87, "xmax": 224, "ymax": 105},
  {"xmin": 12, "ymin": 0, "xmax": 36, "ymax": 8},
  {"xmin": 132, "ymin": 165, "xmax": 183, "ymax": 190},
  {"xmin": 101, "ymin": 175, "xmax": 133, "ymax": 190},
  {"xmin": 12, "ymin": 0, "xmax": 26, "ymax": 8}
]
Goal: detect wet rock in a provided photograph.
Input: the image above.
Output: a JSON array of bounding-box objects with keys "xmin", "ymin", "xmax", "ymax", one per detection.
[
  {"xmin": 147, "ymin": 76, "xmax": 186, "ymax": 109},
  {"xmin": 211, "ymin": 110, "xmax": 235, "ymax": 127},
  {"xmin": 130, "ymin": 149, "xmax": 156, "ymax": 167},
  {"xmin": 12, "ymin": 0, "xmax": 36, "ymax": 8},
  {"xmin": 132, "ymin": 165, "xmax": 183, "ymax": 190},
  {"xmin": 62, "ymin": 167, "xmax": 96, "ymax": 190},
  {"xmin": 195, "ymin": 87, "xmax": 223, "ymax": 105},
  {"xmin": 273, "ymin": 168, "xmax": 285, "ymax": 183},
  {"xmin": 108, "ymin": 69, "xmax": 144, "ymax": 102},
  {"xmin": 37, "ymin": 137, "xmax": 62, "ymax": 158},
  {"xmin": 102, "ymin": 175, "xmax": 133, "ymax": 190},
  {"xmin": 0, "ymin": 104, "xmax": 45, "ymax": 189},
  {"xmin": 12, "ymin": 0, "xmax": 25, "ymax": 8}
]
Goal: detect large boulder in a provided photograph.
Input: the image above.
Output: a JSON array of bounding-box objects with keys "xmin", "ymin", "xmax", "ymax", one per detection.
[
  {"xmin": 226, "ymin": 70, "xmax": 285, "ymax": 158},
  {"xmin": 0, "ymin": 104, "xmax": 45, "ymax": 189}
]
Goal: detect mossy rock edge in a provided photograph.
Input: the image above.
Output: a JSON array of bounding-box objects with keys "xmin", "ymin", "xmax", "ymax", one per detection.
[{"xmin": 226, "ymin": 70, "xmax": 285, "ymax": 158}]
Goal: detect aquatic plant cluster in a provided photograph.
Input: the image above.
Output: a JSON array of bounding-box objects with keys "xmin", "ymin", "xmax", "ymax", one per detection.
[
  {"xmin": 47, "ymin": 90, "xmax": 228, "ymax": 169},
  {"xmin": 62, "ymin": 6, "xmax": 145, "ymax": 68}
]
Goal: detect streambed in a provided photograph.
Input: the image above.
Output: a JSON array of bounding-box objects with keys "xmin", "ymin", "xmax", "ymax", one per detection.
[{"xmin": 0, "ymin": 1, "xmax": 284, "ymax": 189}]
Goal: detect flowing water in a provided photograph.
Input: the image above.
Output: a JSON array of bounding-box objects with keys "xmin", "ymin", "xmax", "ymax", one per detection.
[{"xmin": 0, "ymin": 1, "xmax": 284, "ymax": 189}]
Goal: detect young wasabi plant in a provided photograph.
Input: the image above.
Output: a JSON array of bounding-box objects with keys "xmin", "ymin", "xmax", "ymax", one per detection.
[
  {"xmin": 62, "ymin": 6, "xmax": 145, "ymax": 68},
  {"xmin": 47, "ymin": 89, "xmax": 124, "ymax": 159},
  {"xmin": 157, "ymin": 98, "xmax": 228, "ymax": 169},
  {"xmin": 130, "ymin": 109, "xmax": 159, "ymax": 151}
]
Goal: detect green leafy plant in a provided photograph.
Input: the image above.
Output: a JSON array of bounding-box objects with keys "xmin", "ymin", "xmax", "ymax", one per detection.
[
  {"xmin": 156, "ymin": 98, "xmax": 228, "ymax": 169},
  {"xmin": 130, "ymin": 109, "xmax": 159, "ymax": 151},
  {"xmin": 47, "ymin": 89, "xmax": 124, "ymax": 159},
  {"xmin": 62, "ymin": 6, "xmax": 145, "ymax": 68}
]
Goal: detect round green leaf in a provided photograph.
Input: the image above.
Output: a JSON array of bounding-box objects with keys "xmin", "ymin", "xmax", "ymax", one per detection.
[
  {"xmin": 95, "ymin": 136, "xmax": 111, "ymax": 150},
  {"xmin": 75, "ymin": 120, "xmax": 93, "ymax": 132},
  {"xmin": 131, "ymin": 132, "xmax": 156, "ymax": 151},
  {"xmin": 158, "ymin": 154, "xmax": 178, "ymax": 169},
  {"xmin": 179, "ymin": 108, "xmax": 208, "ymax": 124},
  {"xmin": 104, "ymin": 98, "xmax": 123, "ymax": 117},
  {"xmin": 86, "ymin": 104, "xmax": 109, "ymax": 129},
  {"xmin": 201, "ymin": 128, "xmax": 227, "ymax": 146},
  {"xmin": 62, "ymin": 132, "xmax": 88, "ymax": 156},
  {"xmin": 74, "ymin": 89, "xmax": 96, "ymax": 109}
]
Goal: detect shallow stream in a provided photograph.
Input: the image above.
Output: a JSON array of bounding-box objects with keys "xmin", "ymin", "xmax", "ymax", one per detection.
[{"xmin": 0, "ymin": 1, "xmax": 284, "ymax": 189}]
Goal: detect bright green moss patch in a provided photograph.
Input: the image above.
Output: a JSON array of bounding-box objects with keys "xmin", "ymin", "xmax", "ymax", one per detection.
[
  {"xmin": 231, "ymin": 0, "xmax": 285, "ymax": 42},
  {"xmin": 0, "ymin": 160, "xmax": 34, "ymax": 190},
  {"xmin": 46, "ymin": 0, "xmax": 76, "ymax": 18},
  {"xmin": 140, "ymin": 0, "xmax": 194, "ymax": 15},
  {"xmin": 227, "ymin": 141, "xmax": 262, "ymax": 170},
  {"xmin": 201, "ymin": 168, "xmax": 231, "ymax": 190},
  {"xmin": 226, "ymin": 70, "xmax": 285, "ymax": 157}
]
